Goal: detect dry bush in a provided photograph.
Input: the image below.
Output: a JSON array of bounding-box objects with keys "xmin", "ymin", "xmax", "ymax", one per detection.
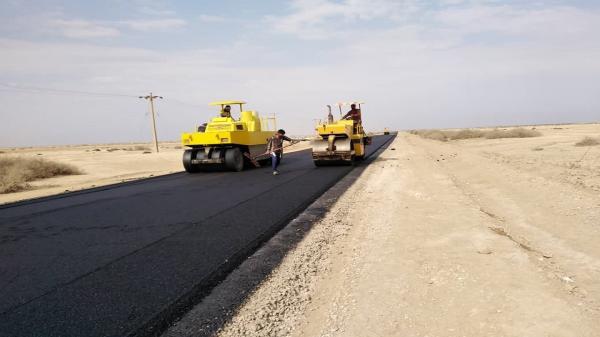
[
  {"xmin": 423, "ymin": 130, "xmax": 449, "ymax": 142},
  {"xmin": 410, "ymin": 128, "xmax": 483, "ymax": 141},
  {"xmin": 411, "ymin": 127, "xmax": 542, "ymax": 142},
  {"xmin": 0, "ymin": 157, "xmax": 82, "ymax": 194},
  {"xmin": 448, "ymin": 129, "xmax": 484, "ymax": 140},
  {"xmin": 123, "ymin": 145, "xmax": 151, "ymax": 151},
  {"xmin": 409, "ymin": 129, "xmax": 449, "ymax": 141},
  {"xmin": 483, "ymin": 128, "xmax": 541, "ymax": 139},
  {"xmin": 575, "ymin": 137, "xmax": 600, "ymax": 147}
]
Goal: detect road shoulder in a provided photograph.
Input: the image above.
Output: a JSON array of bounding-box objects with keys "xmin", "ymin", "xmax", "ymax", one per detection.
[{"xmin": 210, "ymin": 134, "xmax": 599, "ymax": 337}]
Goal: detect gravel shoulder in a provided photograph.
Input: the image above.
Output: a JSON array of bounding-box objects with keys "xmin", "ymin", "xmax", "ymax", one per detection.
[{"xmin": 204, "ymin": 127, "xmax": 600, "ymax": 337}]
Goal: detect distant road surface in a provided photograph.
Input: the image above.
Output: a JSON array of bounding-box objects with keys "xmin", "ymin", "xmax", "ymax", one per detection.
[{"xmin": 0, "ymin": 135, "xmax": 394, "ymax": 337}]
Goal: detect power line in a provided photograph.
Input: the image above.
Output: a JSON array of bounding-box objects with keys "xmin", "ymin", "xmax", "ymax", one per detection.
[
  {"xmin": 0, "ymin": 83, "xmax": 138, "ymax": 98},
  {"xmin": 0, "ymin": 83, "xmax": 209, "ymax": 110},
  {"xmin": 164, "ymin": 97, "xmax": 205, "ymax": 109}
]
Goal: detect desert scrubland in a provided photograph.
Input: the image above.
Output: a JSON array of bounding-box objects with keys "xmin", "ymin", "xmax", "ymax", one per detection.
[
  {"xmin": 3, "ymin": 124, "xmax": 600, "ymax": 336},
  {"xmin": 0, "ymin": 142, "xmax": 183, "ymax": 204},
  {"xmin": 210, "ymin": 123, "xmax": 600, "ymax": 337},
  {"xmin": 0, "ymin": 140, "xmax": 311, "ymax": 205}
]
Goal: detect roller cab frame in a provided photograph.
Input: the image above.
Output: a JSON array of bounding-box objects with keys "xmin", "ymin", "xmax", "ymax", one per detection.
[{"xmin": 181, "ymin": 100, "xmax": 275, "ymax": 172}]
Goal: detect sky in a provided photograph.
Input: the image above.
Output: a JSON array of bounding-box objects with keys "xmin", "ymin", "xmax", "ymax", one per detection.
[{"xmin": 1, "ymin": 0, "xmax": 599, "ymax": 147}]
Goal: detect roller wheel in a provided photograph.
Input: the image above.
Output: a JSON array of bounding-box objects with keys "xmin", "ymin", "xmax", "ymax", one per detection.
[
  {"xmin": 225, "ymin": 148, "xmax": 244, "ymax": 172},
  {"xmin": 183, "ymin": 150, "xmax": 200, "ymax": 173}
]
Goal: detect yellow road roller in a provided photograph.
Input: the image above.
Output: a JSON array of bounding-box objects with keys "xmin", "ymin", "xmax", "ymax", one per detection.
[
  {"xmin": 181, "ymin": 100, "xmax": 275, "ymax": 172},
  {"xmin": 311, "ymin": 102, "xmax": 371, "ymax": 166}
]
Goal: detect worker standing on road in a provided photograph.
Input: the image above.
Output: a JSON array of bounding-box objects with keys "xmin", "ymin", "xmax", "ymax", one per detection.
[{"xmin": 266, "ymin": 129, "xmax": 292, "ymax": 175}]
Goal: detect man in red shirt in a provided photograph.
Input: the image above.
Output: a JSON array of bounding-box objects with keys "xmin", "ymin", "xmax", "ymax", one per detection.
[{"xmin": 342, "ymin": 103, "xmax": 361, "ymax": 122}]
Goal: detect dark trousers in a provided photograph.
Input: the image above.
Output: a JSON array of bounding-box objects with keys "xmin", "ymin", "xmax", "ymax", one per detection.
[{"xmin": 271, "ymin": 152, "xmax": 281, "ymax": 171}]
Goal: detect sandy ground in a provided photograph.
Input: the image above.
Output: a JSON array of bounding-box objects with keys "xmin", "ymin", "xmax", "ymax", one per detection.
[
  {"xmin": 214, "ymin": 123, "xmax": 600, "ymax": 337},
  {"xmin": 0, "ymin": 140, "xmax": 310, "ymax": 205}
]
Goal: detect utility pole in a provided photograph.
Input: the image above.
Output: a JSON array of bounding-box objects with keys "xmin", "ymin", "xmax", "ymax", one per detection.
[
  {"xmin": 139, "ymin": 93, "xmax": 162, "ymax": 153},
  {"xmin": 271, "ymin": 113, "xmax": 277, "ymax": 131}
]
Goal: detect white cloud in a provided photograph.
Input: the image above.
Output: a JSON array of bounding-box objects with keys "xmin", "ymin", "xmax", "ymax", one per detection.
[
  {"xmin": 1, "ymin": 1, "xmax": 600, "ymax": 146},
  {"xmin": 121, "ymin": 18, "xmax": 187, "ymax": 32},
  {"xmin": 137, "ymin": 6, "xmax": 177, "ymax": 17},
  {"xmin": 49, "ymin": 19, "xmax": 120, "ymax": 38},
  {"xmin": 270, "ymin": 0, "xmax": 600, "ymax": 47},
  {"xmin": 268, "ymin": 0, "xmax": 418, "ymax": 39},
  {"xmin": 434, "ymin": 5, "xmax": 600, "ymax": 41},
  {"xmin": 198, "ymin": 14, "xmax": 226, "ymax": 23},
  {"xmin": 9, "ymin": 14, "xmax": 187, "ymax": 39}
]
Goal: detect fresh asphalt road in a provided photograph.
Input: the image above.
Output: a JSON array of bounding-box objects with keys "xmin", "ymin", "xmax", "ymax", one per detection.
[{"xmin": 0, "ymin": 135, "xmax": 394, "ymax": 337}]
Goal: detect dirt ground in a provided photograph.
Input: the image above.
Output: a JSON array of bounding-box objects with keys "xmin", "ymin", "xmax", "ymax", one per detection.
[
  {"xmin": 0, "ymin": 140, "xmax": 310, "ymax": 205},
  {"xmin": 215, "ymin": 123, "xmax": 600, "ymax": 337}
]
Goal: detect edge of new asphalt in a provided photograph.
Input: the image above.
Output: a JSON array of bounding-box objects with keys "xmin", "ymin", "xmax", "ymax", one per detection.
[
  {"xmin": 157, "ymin": 134, "xmax": 396, "ymax": 337},
  {"xmin": 0, "ymin": 135, "xmax": 389, "ymax": 210},
  {"xmin": 0, "ymin": 171, "xmax": 186, "ymax": 209}
]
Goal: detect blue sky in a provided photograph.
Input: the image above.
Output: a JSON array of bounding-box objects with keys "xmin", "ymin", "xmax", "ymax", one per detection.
[{"xmin": 1, "ymin": 0, "xmax": 599, "ymax": 146}]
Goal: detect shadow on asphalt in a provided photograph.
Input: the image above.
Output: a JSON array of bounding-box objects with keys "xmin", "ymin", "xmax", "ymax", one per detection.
[{"xmin": 159, "ymin": 135, "xmax": 395, "ymax": 337}]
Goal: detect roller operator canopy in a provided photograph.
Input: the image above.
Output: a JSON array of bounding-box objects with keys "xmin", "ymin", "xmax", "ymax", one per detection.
[
  {"xmin": 209, "ymin": 100, "xmax": 247, "ymax": 106},
  {"xmin": 337, "ymin": 101, "xmax": 365, "ymax": 106}
]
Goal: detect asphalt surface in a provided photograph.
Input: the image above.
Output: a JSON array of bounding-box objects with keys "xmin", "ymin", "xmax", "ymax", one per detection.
[{"xmin": 0, "ymin": 135, "xmax": 394, "ymax": 337}]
